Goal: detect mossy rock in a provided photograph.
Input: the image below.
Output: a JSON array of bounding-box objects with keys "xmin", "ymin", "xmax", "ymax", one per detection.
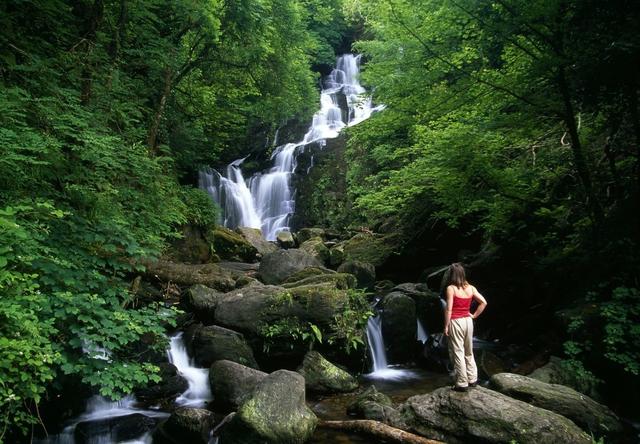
[
  {"xmin": 220, "ymin": 370, "xmax": 317, "ymax": 444},
  {"xmin": 297, "ymin": 351, "xmax": 358, "ymax": 393},
  {"xmin": 347, "ymin": 385, "xmax": 401, "ymax": 423},
  {"xmin": 207, "ymin": 226, "xmax": 258, "ymax": 262},
  {"xmin": 282, "ymin": 273, "xmax": 356, "ymax": 290},
  {"xmin": 297, "ymin": 228, "xmax": 326, "ymax": 244},
  {"xmin": 342, "ymin": 233, "xmax": 396, "ymax": 267},
  {"xmin": 283, "ymin": 267, "xmax": 336, "ymax": 284},
  {"xmin": 329, "ymin": 243, "xmax": 345, "ymax": 267},
  {"xmin": 299, "ymin": 237, "xmax": 330, "ymax": 264}
]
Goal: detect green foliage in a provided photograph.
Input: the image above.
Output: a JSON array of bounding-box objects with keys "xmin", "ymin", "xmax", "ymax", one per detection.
[
  {"xmin": 328, "ymin": 289, "xmax": 373, "ymax": 353},
  {"xmin": 180, "ymin": 186, "xmax": 220, "ymax": 227},
  {"xmin": 0, "ymin": 0, "xmax": 350, "ymax": 438},
  {"xmin": 601, "ymin": 287, "xmax": 640, "ymax": 375}
]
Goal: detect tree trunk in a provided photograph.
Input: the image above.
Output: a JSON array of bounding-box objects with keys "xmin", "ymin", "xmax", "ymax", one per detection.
[
  {"xmin": 78, "ymin": 0, "xmax": 104, "ymax": 105},
  {"xmin": 318, "ymin": 420, "xmax": 444, "ymax": 444},
  {"xmin": 147, "ymin": 68, "xmax": 173, "ymax": 154},
  {"xmin": 557, "ymin": 68, "xmax": 603, "ymax": 226}
]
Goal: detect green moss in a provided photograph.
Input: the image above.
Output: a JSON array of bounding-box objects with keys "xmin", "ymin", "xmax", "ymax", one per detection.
[{"xmin": 343, "ymin": 232, "xmax": 397, "ymax": 266}]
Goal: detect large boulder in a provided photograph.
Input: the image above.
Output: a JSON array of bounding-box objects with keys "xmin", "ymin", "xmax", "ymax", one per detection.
[
  {"xmin": 299, "ymin": 237, "xmax": 330, "ymax": 264},
  {"xmin": 211, "ymin": 283, "xmax": 350, "ymax": 336},
  {"xmin": 337, "ymin": 260, "xmax": 376, "ymax": 290},
  {"xmin": 381, "ymin": 292, "xmax": 417, "ymax": 362},
  {"xmin": 139, "ymin": 259, "xmax": 236, "ymax": 292},
  {"xmin": 134, "ymin": 362, "xmax": 188, "ymax": 404},
  {"xmin": 258, "ymin": 249, "xmax": 323, "ymax": 284},
  {"xmin": 153, "ymin": 408, "xmax": 216, "ymax": 444},
  {"xmin": 283, "ymin": 267, "xmax": 336, "ymax": 284},
  {"xmin": 209, "ymin": 360, "xmax": 267, "ymax": 412},
  {"xmin": 398, "ymin": 386, "xmax": 591, "ymax": 444},
  {"xmin": 328, "ymin": 243, "xmax": 345, "ymax": 267},
  {"xmin": 236, "ymin": 227, "xmax": 278, "ymax": 256},
  {"xmin": 220, "ymin": 370, "xmax": 318, "ymax": 444},
  {"xmin": 182, "ymin": 284, "xmax": 222, "ymax": 323},
  {"xmin": 276, "ymin": 230, "xmax": 296, "ymax": 249},
  {"xmin": 297, "ymin": 351, "xmax": 358, "ymax": 393},
  {"xmin": 282, "ymin": 272, "xmax": 356, "ymax": 290},
  {"xmin": 167, "ymin": 224, "xmax": 215, "ymax": 264},
  {"xmin": 347, "ymin": 385, "xmax": 402, "ymax": 424},
  {"xmin": 296, "ymin": 228, "xmax": 326, "ymax": 244},
  {"xmin": 490, "ymin": 373, "xmax": 623, "ymax": 439},
  {"xmin": 189, "ymin": 324, "xmax": 258, "ymax": 369},
  {"xmin": 528, "ymin": 356, "xmax": 601, "ymax": 401},
  {"xmin": 391, "ymin": 283, "xmax": 443, "ymax": 333},
  {"xmin": 342, "ymin": 233, "xmax": 396, "ymax": 267},
  {"xmin": 207, "ymin": 225, "xmax": 258, "ymax": 262},
  {"xmin": 75, "ymin": 413, "xmax": 157, "ymax": 444}
]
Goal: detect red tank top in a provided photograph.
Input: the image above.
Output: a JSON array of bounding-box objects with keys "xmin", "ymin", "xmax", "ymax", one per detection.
[{"xmin": 451, "ymin": 294, "xmax": 472, "ymax": 319}]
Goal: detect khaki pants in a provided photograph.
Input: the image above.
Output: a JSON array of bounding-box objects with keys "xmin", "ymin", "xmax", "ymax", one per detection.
[{"xmin": 448, "ymin": 316, "xmax": 477, "ymax": 387}]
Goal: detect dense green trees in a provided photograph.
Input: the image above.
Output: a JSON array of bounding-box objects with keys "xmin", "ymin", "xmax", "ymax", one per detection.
[
  {"xmin": 346, "ymin": 0, "xmax": 640, "ymax": 408},
  {"xmin": 0, "ymin": 0, "xmax": 347, "ymax": 439}
]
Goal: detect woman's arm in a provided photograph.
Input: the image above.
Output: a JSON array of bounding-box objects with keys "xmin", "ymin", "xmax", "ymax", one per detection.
[
  {"xmin": 444, "ymin": 285, "xmax": 454, "ymax": 336},
  {"xmin": 471, "ymin": 286, "xmax": 487, "ymax": 319}
]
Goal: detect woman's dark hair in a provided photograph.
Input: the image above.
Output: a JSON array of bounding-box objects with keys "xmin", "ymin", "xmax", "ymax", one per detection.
[{"xmin": 447, "ymin": 263, "xmax": 468, "ymax": 288}]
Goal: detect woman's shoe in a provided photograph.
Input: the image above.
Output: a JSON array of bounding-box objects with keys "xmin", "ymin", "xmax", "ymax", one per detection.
[
  {"xmin": 452, "ymin": 385, "xmax": 468, "ymax": 392},
  {"xmin": 468, "ymin": 381, "xmax": 478, "ymax": 387}
]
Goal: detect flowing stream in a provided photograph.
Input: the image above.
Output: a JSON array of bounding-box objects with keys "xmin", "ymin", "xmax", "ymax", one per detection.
[
  {"xmin": 199, "ymin": 54, "xmax": 383, "ymax": 240},
  {"xmin": 167, "ymin": 333, "xmax": 212, "ymax": 407}
]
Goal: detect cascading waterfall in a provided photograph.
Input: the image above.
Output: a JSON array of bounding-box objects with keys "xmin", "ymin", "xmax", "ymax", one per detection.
[
  {"xmin": 417, "ymin": 319, "xmax": 428, "ymax": 343},
  {"xmin": 199, "ymin": 54, "xmax": 383, "ymax": 240},
  {"xmin": 167, "ymin": 333, "xmax": 212, "ymax": 407}
]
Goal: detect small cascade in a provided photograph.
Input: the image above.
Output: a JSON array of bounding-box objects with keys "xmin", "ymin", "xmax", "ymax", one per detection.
[
  {"xmin": 364, "ymin": 311, "xmax": 418, "ymax": 380},
  {"xmin": 200, "ymin": 53, "xmax": 384, "ymax": 240},
  {"xmin": 168, "ymin": 333, "xmax": 212, "ymax": 407},
  {"xmin": 417, "ymin": 319, "xmax": 428, "ymax": 343}
]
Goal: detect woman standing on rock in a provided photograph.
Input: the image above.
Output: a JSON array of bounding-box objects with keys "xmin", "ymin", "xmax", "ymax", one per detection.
[{"xmin": 444, "ymin": 262, "xmax": 487, "ymax": 391}]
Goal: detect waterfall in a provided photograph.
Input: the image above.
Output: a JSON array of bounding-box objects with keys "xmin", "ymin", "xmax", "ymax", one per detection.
[
  {"xmin": 365, "ymin": 312, "xmax": 418, "ymax": 380},
  {"xmin": 200, "ymin": 54, "xmax": 383, "ymax": 240},
  {"xmin": 365, "ymin": 315, "xmax": 388, "ymax": 372},
  {"xmin": 417, "ymin": 319, "xmax": 428, "ymax": 343},
  {"xmin": 167, "ymin": 333, "xmax": 212, "ymax": 407}
]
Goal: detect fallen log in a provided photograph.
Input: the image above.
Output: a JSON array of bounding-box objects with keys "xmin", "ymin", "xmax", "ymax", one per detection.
[
  {"xmin": 137, "ymin": 258, "xmax": 237, "ymax": 291},
  {"xmin": 318, "ymin": 419, "xmax": 444, "ymax": 444}
]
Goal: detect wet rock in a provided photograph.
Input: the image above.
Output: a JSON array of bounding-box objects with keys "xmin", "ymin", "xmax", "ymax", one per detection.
[
  {"xmin": 153, "ymin": 407, "xmax": 216, "ymax": 444},
  {"xmin": 398, "ymin": 386, "xmax": 591, "ymax": 444},
  {"xmin": 258, "ymin": 249, "xmax": 323, "ymax": 284},
  {"xmin": 299, "ymin": 237, "xmax": 330, "ymax": 264},
  {"xmin": 297, "ymin": 228, "xmax": 326, "ymax": 244},
  {"xmin": 190, "ymin": 324, "xmax": 258, "ymax": 369},
  {"xmin": 342, "ymin": 232, "xmax": 396, "ymax": 267},
  {"xmin": 134, "ymin": 362, "xmax": 188, "ymax": 404},
  {"xmin": 329, "ymin": 243, "xmax": 345, "ymax": 267},
  {"xmin": 182, "ymin": 284, "xmax": 222, "ymax": 323},
  {"xmin": 75, "ymin": 413, "xmax": 157, "ymax": 444},
  {"xmin": 276, "ymin": 230, "xmax": 296, "ymax": 249},
  {"xmin": 220, "ymin": 370, "xmax": 317, "ymax": 444},
  {"xmin": 209, "ymin": 360, "xmax": 267, "ymax": 412},
  {"xmin": 347, "ymin": 385, "xmax": 402, "ymax": 424},
  {"xmin": 236, "ymin": 227, "xmax": 278, "ymax": 256},
  {"xmin": 491, "ymin": 373, "xmax": 623, "ymax": 439},
  {"xmin": 207, "ymin": 226, "xmax": 258, "ymax": 262},
  {"xmin": 381, "ymin": 292, "xmax": 416, "ymax": 363},
  {"xmin": 297, "ymin": 351, "xmax": 358, "ymax": 393},
  {"xmin": 337, "ymin": 260, "xmax": 376, "ymax": 290}
]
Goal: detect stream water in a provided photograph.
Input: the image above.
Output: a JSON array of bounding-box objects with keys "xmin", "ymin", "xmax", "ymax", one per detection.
[{"xmin": 199, "ymin": 54, "xmax": 383, "ymax": 240}]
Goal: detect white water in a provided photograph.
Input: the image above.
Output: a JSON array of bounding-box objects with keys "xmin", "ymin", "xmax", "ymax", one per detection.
[
  {"xmin": 365, "ymin": 314, "xmax": 418, "ymax": 380},
  {"xmin": 417, "ymin": 319, "xmax": 428, "ymax": 343},
  {"xmin": 200, "ymin": 54, "xmax": 383, "ymax": 240},
  {"xmin": 168, "ymin": 333, "xmax": 212, "ymax": 407}
]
